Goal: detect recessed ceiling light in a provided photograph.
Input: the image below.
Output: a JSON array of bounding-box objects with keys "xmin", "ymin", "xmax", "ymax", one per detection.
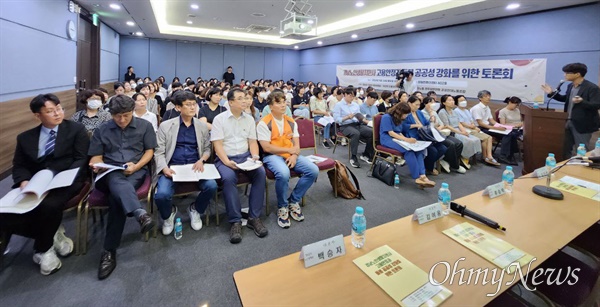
[
  {"xmin": 135, "ymin": 32, "xmax": 143, "ymax": 36},
  {"xmin": 406, "ymin": 23, "xmax": 415, "ymax": 29},
  {"xmin": 126, "ymin": 21, "xmax": 135, "ymax": 26},
  {"xmin": 190, "ymin": 4, "xmax": 199, "ymax": 10},
  {"xmin": 317, "ymin": 41, "xmax": 323, "ymax": 45},
  {"xmin": 351, "ymin": 34, "xmax": 358, "ymax": 39},
  {"xmin": 294, "ymin": 45, "xmax": 299, "ymax": 49},
  {"xmin": 355, "ymin": 2, "xmax": 364, "ymax": 8},
  {"xmin": 109, "ymin": 3, "xmax": 120, "ymax": 10},
  {"xmin": 506, "ymin": 3, "xmax": 520, "ymax": 10},
  {"xmin": 279, "ymin": 30, "xmax": 284, "ymax": 34},
  {"xmin": 307, "ymin": 20, "xmax": 314, "ymax": 24},
  {"xmin": 186, "ymin": 20, "xmax": 193, "ymax": 24}
]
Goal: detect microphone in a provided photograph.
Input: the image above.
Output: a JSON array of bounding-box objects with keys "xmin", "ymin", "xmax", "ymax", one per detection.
[
  {"xmin": 555, "ymin": 80, "xmax": 565, "ymax": 92},
  {"xmin": 582, "ymin": 156, "xmax": 600, "ymax": 163},
  {"xmin": 449, "ymin": 202, "xmax": 506, "ymax": 231}
]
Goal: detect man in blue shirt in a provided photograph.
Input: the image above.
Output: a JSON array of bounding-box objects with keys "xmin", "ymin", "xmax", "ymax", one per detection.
[
  {"xmin": 359, "ymin": 92, "xmax": 380, "ymax": 121},
  {"xmin": 333, "ymin": 87, "xmax": 374, "ymax": 168},
  {"xmin": 154, "ymin": 91, "xmax": 217, "ymax": 236}
]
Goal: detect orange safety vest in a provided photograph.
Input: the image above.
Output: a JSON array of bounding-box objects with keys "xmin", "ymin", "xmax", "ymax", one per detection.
[{"xmin": 261, "ymin": 113, "xmax": 296, "ymax": 158}]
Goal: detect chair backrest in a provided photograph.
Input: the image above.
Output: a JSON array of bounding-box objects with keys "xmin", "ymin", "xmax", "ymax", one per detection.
[
  {"xmin": 373, "ymin": 113, "xmax": 384, "ymax": 146},
  {"xmin": 295, "ymin": 118, "xmax": 317, "ymax": 154},
  {"xmin": 494, "ymin": 108, "xmax": 500, "ymax": 123}
]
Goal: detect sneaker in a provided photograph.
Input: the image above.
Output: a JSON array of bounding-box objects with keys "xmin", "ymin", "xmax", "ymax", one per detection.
[
  {"xmin": 349, "ymin": 157, "xmax": 360, "ymax": 168},
  {"xmin": 359, "ymin": 140, "xmax": 366, "ymax": 145},
  {"xmin": 188, "ymin": 204, "xmax": 203, "ymax": 231},
  {"xmin": 460, "ymin": 157, "xmax": 471, "ymax": 170},
  {"xmin": 439, "ymin": 160, "xmax": 450, "ymax": 173},
  {"xmin": 359, "ymin": 155, "xmax": 373, "ymax": 165},
  {"xmin": 395, "ymin": 158, "xmax": 406, "ymax": 166},
  {"xmin": 53, "ymin": 225, "xmax": 73, "ymax": 257},
  {"xmin": 288, "ymin": 202, "xmax": 304, "ymax": 222},
  {"xmin": 322, "ymin": 140, "xmax": 331, "ymax": 149},
  {"xmin": 33, "ymin": 248, "xmax": 62, "ymax": 275},
  {"xmin": 453, "ymin": 166, "xmax": 467, "ymax": 174},
  {"xmin": 277, "ymin": 207, "xmax": 291, "ymax": 229},
  {"xmin": 340, "ymin": 138, "xmax": 348, "ymax": 146},
  {"xmin": 162, "ymin": 206, "xmax": 177, "ymax": 236},
  {"xmin": 246, "ymin": 218, "xmax": 269, "ymax": 238},
  {"xmin": 229, "ymin": 222, "xmax": 242, "ymax": 244}
]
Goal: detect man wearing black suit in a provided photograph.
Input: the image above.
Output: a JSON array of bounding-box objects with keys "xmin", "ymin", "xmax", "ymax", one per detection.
[
  {"xmin": 0, "ymin": 94, "xmax": 89, "ymax": 275},
  {"xmin": 542, "ymin": 63, "xmax": 600, "ymax": 158}
]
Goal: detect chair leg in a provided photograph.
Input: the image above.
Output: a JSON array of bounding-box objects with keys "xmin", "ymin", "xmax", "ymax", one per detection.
[
  {"xmin": 265, "ymin": 181, "xmax": 270, "ymax": 216},
  {"xmin": 215, "ymin": 193, "xmax": 220, "ymax": 226},
  {"xmin": 332, "ymin": 139, "xmax": 338, "ymax": 154},
  {"xmin": 75, "ymin": 202, "xmax": 82, "ymax": 256},
  {"xmin": 347, "ymin": 141, "xmax": 351, "ymax": 159},
  {"xmin": 83, "ymin": 205, "xmax": 89, "ymax": 255},
  {"xmin": 334, "ymin": 168, "xmax": 338, "ymax": 198}
]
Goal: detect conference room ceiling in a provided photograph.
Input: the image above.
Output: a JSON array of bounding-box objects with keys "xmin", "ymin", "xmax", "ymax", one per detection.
[{"xmin": 79, "ymin": 0, "xmax": 598, "ymax": 50}]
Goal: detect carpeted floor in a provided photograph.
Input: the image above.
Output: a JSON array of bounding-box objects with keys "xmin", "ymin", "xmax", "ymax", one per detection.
[{"xmin": 0, "ymin": 144, "xmax": 521, "ymax": 307}]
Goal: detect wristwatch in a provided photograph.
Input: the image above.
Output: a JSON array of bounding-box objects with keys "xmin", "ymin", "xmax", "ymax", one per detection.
[{"xmin": 252, "ymin": 155, "xmax": 260, "ymax": 160}]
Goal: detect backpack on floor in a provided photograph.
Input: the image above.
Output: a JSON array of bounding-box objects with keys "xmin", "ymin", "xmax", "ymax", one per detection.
[{"xmin": 327, "ymin": 160, "xmax": 365, "ymax": 199}]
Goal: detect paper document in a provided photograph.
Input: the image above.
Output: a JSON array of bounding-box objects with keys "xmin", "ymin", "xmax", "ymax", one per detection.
[
  {"xmin": 443, "ymin": 222, "xmax": 534, "ymax": 272},
  {"xmin": 235, "ymin": 159, "xmax": 263, "ymax": 171},
  {"xmin": 0, "ymin": 168, "xmax": 79, "ymax": 214},
  {"xmin": 392, "ymin": 139, "xmax": 431, "ymax": 152},
  {"xmin": 430, "ymin": 125, "xmax": 446, "ymax": 142},
  {"xmin": 316, "ymin": 116, "xmax": 334, "ymax": 126},
  {"xmin": 93, "ymin": 163, "xmax": 127, "ymax": 182},
  {"xmin": 488, "ymin": 124, "xmax": 512, "ymax": 135},
  {"xmin": 306, "ymin": 155, "xmax": 328, "ymax": 164},
  {"xmin": 353, "ymin": 245, "xmax": 452, "ymax": 306},
  {"xmin": 550, "ymin": 176, "xmax": 600, "ymax": 201},
  {"xmin": 170, "ymin": 164, "xmax": 221, "ymax": 182}
]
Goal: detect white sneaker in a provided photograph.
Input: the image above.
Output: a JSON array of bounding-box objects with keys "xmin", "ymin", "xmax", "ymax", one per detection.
[
  {"xmin": 454, "ymin": 166, "xmax": 467, "ymax": 174},
  {"xmin": 340, "ymin": 138, "xmax": 348, "ymax": 146},
  {"xmin": 162, "ymin": 207, "xmax": 177, "ymax": 236},
  {"xmin": 33, "ymin": 248, "xmax": 62, "ymax": 275},
  {"xmin": 395, "ymin": 158, "xmax": 406, "ymax": 166},
  {"xmin": 439, "ymin": 160, "xmax": 450, "ymax": 173},
  {"xmin": 359, "ymin": 155, "xmax": 373, "ymax": 165},
  {"xmin": 188, "ymin": 204, "xmax": 203, "ymax": 231},
  {"xmin": 53, "ymin": 224, "xmax": 73, "ymax": 257}
]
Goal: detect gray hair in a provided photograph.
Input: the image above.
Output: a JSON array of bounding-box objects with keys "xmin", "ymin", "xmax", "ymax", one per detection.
[
  {"xmin": 109, "ymin": 94, "xmax": 135, "ymax": 114},
  {"xmin": 477, "ymin": 90, "xmax": 491, "ymax": 99}
]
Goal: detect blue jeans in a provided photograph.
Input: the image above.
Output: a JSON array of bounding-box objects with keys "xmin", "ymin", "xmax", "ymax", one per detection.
[
  {"xmin": 313, "ymin": 116, "xmax": 332, "ymax": 140},
  {"xmin": 263, "ymin": 154, "xmax": 318, "ymax": 208},
  {"xmin": 293, "ymin": 108, "xmax": 310, "ymax": 118},
  {"xmin": 154, "ymin": 175, "xmax": 218, "ymax": 220}
]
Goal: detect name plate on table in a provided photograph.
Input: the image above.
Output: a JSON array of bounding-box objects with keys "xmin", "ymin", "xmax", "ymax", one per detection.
[
  {"xmin": 482, "ymin": 182, "xmax": 506, "ymax": 199},
  {"xmin": 533, "ymin": 166, "xmax": 550, "ymax": 178},
  {"xmin": 412, "ymin": 203, "xmax": 443, "ymax": 224},
  {"xmin": 299, "ymin": 234, "xmax": 346, "ymax": 268}
]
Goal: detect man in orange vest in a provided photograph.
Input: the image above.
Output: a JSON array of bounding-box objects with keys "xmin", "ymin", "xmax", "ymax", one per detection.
[{"xmin": 257, "ymin": 90, "xmax": 319, "ymax": 229}]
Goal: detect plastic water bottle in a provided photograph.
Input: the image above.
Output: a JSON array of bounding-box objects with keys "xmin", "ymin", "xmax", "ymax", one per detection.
[
  {"xmin": 438, "ymin": 183, "xmax": 451, "ymax": 215},
  {"xmin": 174, "ymin": 218, "xmax": 183, "ymax": 240},
  {"xmin": 351, "ymin": 206, "xmax": 366, "ymax": 248},
  {"xmin": 502, "ymin": 166, "xmax": 515, "ymax": 193},
  {"xmin": 593, "ymin": 138, "xmax": 600, "ymax": 156},
  {"xmin": 576, "ymin": 143, "xmax": 587, "ymax": 157},
  {"xmin": 394, "ymin": 174, "xmax": 400, "ymax": 189},
  {"xmin": 545, "ymin": 153, "xmax": 556, "ymax": 171},
  {"xmin": 533, "ymin": 102, "xmax": 539, "ymax": 109}
]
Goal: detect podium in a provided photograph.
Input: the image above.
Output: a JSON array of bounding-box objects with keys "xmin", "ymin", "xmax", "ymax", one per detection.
[{"xmin": 520, "ymin": 104, "xmax": 568, "ymax": 174}]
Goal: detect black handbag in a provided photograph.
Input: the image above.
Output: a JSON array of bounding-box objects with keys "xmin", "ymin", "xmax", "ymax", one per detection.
[
  {"xmin": 371, "ymin": 158, "xmax": 396, "ymax": 186},
  {"xmin": 418, "ymin": 124, "xmax": 446, "ymax": 143}
]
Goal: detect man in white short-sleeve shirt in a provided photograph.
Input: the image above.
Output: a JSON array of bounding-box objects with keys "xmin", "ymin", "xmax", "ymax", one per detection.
[
  {"xmin": 257, "ymin": 91, "xmax": 318, "ymax": 229},
  {"xmin": 211, "ymin": 88, "xmax": 268, "ymax": 244}
]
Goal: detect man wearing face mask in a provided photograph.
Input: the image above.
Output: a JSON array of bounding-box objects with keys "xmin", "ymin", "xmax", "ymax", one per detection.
[
  {"xmin": 71, "ymin": 89, "xmax": 112, "ymax": 135},
  {"xmin": 253, "ymin": 87, "xmax": 269, "ymax": 113}
]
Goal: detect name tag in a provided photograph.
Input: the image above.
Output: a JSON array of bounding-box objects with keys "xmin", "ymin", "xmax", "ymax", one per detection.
[
  {"xmin": 412, "ymin": 203, "xmax": 444, "ymax": 224},
  {"xmin": 533, "ymin": 166, "xmax": 550, "ymax": 178},
  {"xmin": 299, "ymin": 234, "xmax": 346, "ymax": 268},
  {"xmin": 482, "ymin": 182, "xmax": 506, "ymax": 198}
]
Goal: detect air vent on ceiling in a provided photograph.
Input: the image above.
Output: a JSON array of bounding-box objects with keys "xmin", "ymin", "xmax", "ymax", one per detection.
[
  {"xmin": 252, "ymin": 13, "xmax": 266, "ymax": 17},
  {"xmin": 235, "ymin": 24, "xmax": 276, "ymax": 33},
  {"xmin": 188, "ymin": 14, "xmax": 196, "ymax": 18}
]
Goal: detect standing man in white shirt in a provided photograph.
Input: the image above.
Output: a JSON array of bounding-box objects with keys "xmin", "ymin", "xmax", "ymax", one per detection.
[{"xmin": 211, "ymin": 88, "xmax": 268, "ymax": 244}]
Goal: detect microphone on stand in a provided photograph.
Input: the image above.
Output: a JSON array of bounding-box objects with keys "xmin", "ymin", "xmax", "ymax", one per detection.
[
  {"xmin": 449, "ymin": 202, "xmax": 506, "ymax": 231},
  {"xmin": 545, "ymin": 80, "xmax": 564, "ymax": 111}
]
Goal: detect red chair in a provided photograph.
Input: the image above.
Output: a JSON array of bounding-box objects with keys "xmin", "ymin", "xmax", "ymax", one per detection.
[
  {"xmin": 63, "ymin": 179, "xmax": 92, "ymax": 255},
  {"xmin": 369, "ymin": 114, "xmax": 404, "ymax": 174},
  {"xmin": 81, "ymin": 173, "xmax": 153, "ymax": 255},
  {"xmin": 296, "ymin": 118, "xmax": 337, "ymax": 195}
]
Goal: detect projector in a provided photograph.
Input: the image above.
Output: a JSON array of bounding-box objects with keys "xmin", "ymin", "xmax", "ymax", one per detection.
[{"xmin": 280, "ymin": 13, "xmax": 317, "ymax": 37}]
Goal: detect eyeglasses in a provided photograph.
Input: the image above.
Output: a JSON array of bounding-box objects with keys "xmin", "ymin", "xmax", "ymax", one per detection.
[
  {"xmin": 43, "ymin": 107, "xmax": 64, "ymax": 115},
  {"xmin": 182, "ymin": 103, "xmax": 197, "ymax": 108}
]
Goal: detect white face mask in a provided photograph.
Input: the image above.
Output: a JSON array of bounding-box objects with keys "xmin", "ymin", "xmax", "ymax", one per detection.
[
  {"xmin": 431, "ymin": 102, "xmax": 441, "ymax": 112},
  {"xmin": 87, "ymin": 99, "xmax": 102, "ymax": 110},
  {"xmin": 322, "ymin": 86, "xmax": 327, "ymax": 92},
  {"xmin": 259, "ymin": 92, "xmax": 269, "ymax": 99},
  {"xmin": 283, "ymin": 89, "xmax": 289, "ymax": 94},
  {"xmin": 359, "ymin": 90, "xmax": 364, "ymax": 95},
  {"xmin": 458, "ymin": 100, "xmax": 468, "ymax": 108},
  {"xmin": 245, "ymin": 81, "xmax": 250, "ymax": 86}
]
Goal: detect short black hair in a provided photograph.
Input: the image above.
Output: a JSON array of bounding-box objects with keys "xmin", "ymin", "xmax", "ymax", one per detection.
[
  {"xmin": 312, "ymin": 87, "xmax": 322, "ymax": 97},
  {"xmin": 366, "ymin": 91, "xmax": 379, "ymax": 99},
  {"xmin": 109, "ymin": 95, "xmax": 135, "ymax": 115},
  {"xmin": 504, "ymin": 96, "xmax": 522, "ymax": 104},
  {"xmin": 79, "ymin": 89, "xmax": 106, "ymax": 105},
  {"xmin": 186, "ymin": 80, "xmax": 195, "ymax": 87},
  {"xmin": 227, "ymin": 88, "xmax": 245, "ymax": 101},
  {"xmin": 206, "ymin": 87, "xmax": 221, "ymax": 101},
  {"xmin": 135, "ymin": 83, "xmax": 149, "ymax": 93},
  {"xmin": 173, "ymin": 91, "xmax": 196, "ymax": 106},
  {"xmin": 132, "ymin": 93, "xmax": 146, "ymax": 102},
  {"xmin": 267, "ymin": 90, "xmax": 286, "ymax": 106},
  {"xmin": 421, "ymin": 96, "xmax": 435, "ymax": 110},
  {"xmin": 30, "ymin": 94, "xmax": 60, "ymax": 113},
  {"xmin": 343, "ymin": 87, "xmax": 356, "ymax": 96},
  {"xmin": 171, "ymin": 81, "xmax": 183, "ymax": 89},
  {"xmin": 114, "ymin": 82, "xmax": 124, "ymax": 90},
  {"xmin": 426, "ymin": 91, "xmax": 437, "ymax": 97},
  {"xmin": 562, "ymin": 63, "xmax": 587, "ymax": 77}
]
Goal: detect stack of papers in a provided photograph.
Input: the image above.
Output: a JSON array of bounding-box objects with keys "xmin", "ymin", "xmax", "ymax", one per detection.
[
  {"xmin": 392, "ymin": 139, "xmax": 431, "ymax": 151},
  {"xmin": 235, "ymin": 159, "xmax": 263, "ymax": 171},
  {"xmin": 306, "ymin": 155, "xmax": 328, "ymax": 164},
  {"xmin": 170, "ymin": 164, "xmax": 221, "ymax": 182}
]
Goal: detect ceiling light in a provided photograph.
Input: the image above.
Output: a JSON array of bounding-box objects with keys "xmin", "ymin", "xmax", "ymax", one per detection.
[
  {"xmin": 126, "ymin": 21, "xmax": 135, "ymax": 26},
  {"xmin": 279, "ymin": 30, "xmax": 285, "ymax": 34},
  {"xmin": 135, "ymin": 32, "xmax": 143, "ymax": 36},
  {"xmin": 406, "ymin": 23, "xmax": 415, "ymax": 29},
  {"xmin": 355, "ymin": 2, "xmax": 365, "ymax": 8},
  {"xmin": 506, "ymin": 3, "xmax": 520, "ymax": 10},
  {"xmin": 317, "ymin": 41, "xmax": 323, "ymax": 45},
  {"xmin": 351, "ymin": 34, "xmax": 358, "ymax": 39},
  {"xmin": 307, "ymin": 20, "xmax": 314, "ymax": 25},
  {"xmin": 294, "ymin": 45, "xmax": 299, "ymax": 49},
  {"xmin": 186, "ymin": 20, "xmax": 193, "ymax": 24},
  {"xmin": 190, "ymin": 4, "xmax": 199, "ymax": 10},
  {"xmin": 109, "ymin": 3, "xmax": 120, "ymax": 10}
]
